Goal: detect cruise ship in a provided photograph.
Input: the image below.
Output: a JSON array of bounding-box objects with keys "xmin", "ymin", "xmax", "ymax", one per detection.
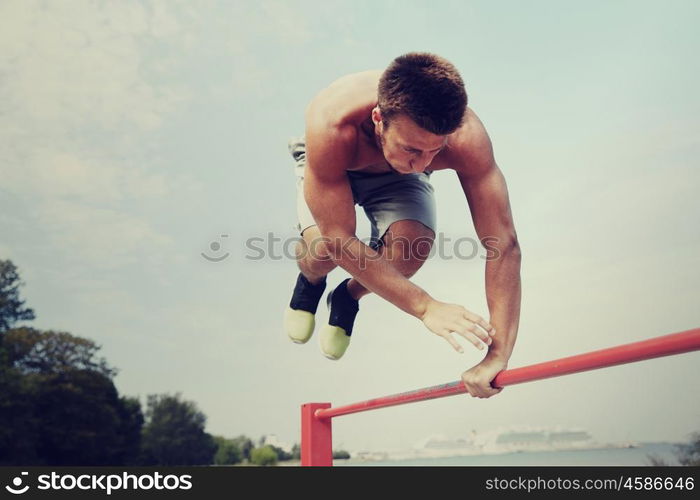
[
  {"xmin": 472, "ymin": 426, "xmax": 600, "ymax": 454},
  {"xmin": 395, "ymin": 426, "xmax": 635, "ymax": 459}
]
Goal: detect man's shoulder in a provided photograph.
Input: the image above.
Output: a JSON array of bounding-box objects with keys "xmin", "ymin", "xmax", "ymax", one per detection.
[
  {"xmin": 441, "ymin": 107, "xmax": 496, "ymax": 177},
  {"xmin": 305, "ymin": 70, "xmax": 381, "ymax": 129},
  {"xmin": 303, "ymin": 103, "xmax": 360, "ymax": 175},
  {"xmin": 304, "ymin": 71, "xmax": 381, "ymax": 169}
]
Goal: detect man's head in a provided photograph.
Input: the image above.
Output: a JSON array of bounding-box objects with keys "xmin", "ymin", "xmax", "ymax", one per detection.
[{"xmin": 374, "ymin": 52, "xmax": 467, "ymax": 173}]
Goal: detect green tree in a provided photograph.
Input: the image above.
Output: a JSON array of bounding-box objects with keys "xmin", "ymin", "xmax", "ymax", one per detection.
[
  {"xmin": 213, "ymin": 436, "xmax": 242, "ymax": 465},
  {"xmin": 4, "ymin": 327, "xmax": 115, "ymax": 377},
  {"xmin": 250, "ymin": 445, "xmax": 278, "ymax": 466},
  {"xmin": 0, "ymin": 260, "xmax": 35, "ymax": 332},
  {"xmin": 269, "ymin": 445, "xmax": 292, "ymax": 461},
  {"xmin": 291, "ymin": 443, "xmax": 301, "ymax": 460},
  {"xmin": 0, "ymin": 360, "xmax": 38, "ymax": 464},
  {"xmin": 0, "ymin": 260, "xmax": 37, "ymax": 461},
  {"xmin": 140, "ymin": 393, "xmax": 217, "ymax": 466},
  {"xmin": 33, "ymin": 369, "xmax": 131, "ymax": 465},
  {"xmin": 114, "ymin": 396, "xmax": 145, "ymax": 466},
  {"xmin": 0, "ymin": 328, "xmax": 142, "ymax": 465},
  {"xmin": 231, "ymin": 435, "xmax": 254, "ymax": 461}
]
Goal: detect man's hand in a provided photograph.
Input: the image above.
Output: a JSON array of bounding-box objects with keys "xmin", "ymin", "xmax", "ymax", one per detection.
[
  {"xmin": 461, "ymin": 356, "xmax": 507, "ymax": 399},
  {"xmin": 421, "ymin": 298, "xmax": 495, "ymax": 353}
]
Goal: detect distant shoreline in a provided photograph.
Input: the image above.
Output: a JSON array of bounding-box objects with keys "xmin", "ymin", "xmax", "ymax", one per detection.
[{"xmin": 335, "ymin": 442, "xmax": 680, "ymax": 467}]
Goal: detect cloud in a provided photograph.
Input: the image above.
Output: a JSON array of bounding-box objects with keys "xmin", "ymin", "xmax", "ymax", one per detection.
[
  {"xmin": 0, "ymin": 0, "xmax": 193, "ymax": 181},
  {"xmin": 3, "ymin": 148, "xmax": 172, "ymax": 204},
  {"xmin": 34, "ymin": 199, "xmax": 174, "ymax": 269},
  {"xmin": 0, "ymin": 1, "xmax": 200, "ymax": 271},
  {"xmin": 0, "ymin": 1, "xmax": 190, "ymax": 133},
  {"xmin": 259, "ymin": 0, "xmax": 313, "ymax": 45}
]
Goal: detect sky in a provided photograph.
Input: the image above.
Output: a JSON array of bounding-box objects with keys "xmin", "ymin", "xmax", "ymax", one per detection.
[{"xmin": 1, "ymin": 0, "xmax": 698, "ymax": 454}]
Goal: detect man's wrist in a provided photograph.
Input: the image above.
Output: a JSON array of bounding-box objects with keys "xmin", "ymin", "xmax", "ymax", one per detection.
[
  {"xmin": 410, "ymin": 290, "xmax": 433, "ymax": 319},
  {"xmin": 484, "ymin": 350, "xmax": 509, "ymax": 367}
]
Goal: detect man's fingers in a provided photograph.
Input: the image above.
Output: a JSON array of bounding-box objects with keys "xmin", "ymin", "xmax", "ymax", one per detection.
[
  {"xmin": 462, "ymin": 378, "xmax": 502, "ymax": 399},
  {"xmin": 464, "ymin": 383, "xmax": 487, "ymax": 398},
  {"xmin": 441, "ymin": 331, "xmax": 464, "ymax": 353},
  {"xmin": 486, "ymin": 389, "xmax": 502, "ymax": 399},
  {"xmin": 453, "ymin": 329, "xmax": 484, "ymax": 350},
  {"xmin": 467, "ymin": 386, "xmax": 500, "ymax": 399},
  {"xmin": 480, "ymin": 385, "xmax": 502, "ymax": 398},
  {"xmin": 455, "ymin": 320, "xmax": 492, "ymax": 345},
  {"xmin": 463, "ymin": 312, "xmax": 495, "ymax": 336}
]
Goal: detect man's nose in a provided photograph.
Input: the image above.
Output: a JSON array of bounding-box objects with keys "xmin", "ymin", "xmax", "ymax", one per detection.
[{"xmin": 411, "ymin": 155, "xmax": 432, "ymax": 172}]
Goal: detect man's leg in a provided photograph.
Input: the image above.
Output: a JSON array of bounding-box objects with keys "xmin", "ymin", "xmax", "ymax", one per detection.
[
  {"xmin": 295, "ymin": 219, "xmax": 434, "ymax": 289},
  {"xmin": 295, "ymin": 225, "xmax": 337, "ymax": 284},
  {"xmin": 318, "ymin": 219, "xmax": 435, "ymax": 360},
  {"xmin": 285, "ymin": 134, "xmax": 342, "ymax": 345},
  {"xmin": 284, "ymin": 225, "xmax": 338, "ymax": 344},
  {"xmin": 346, "ymin": 219, "xmax": 435, "ymax": 300}
]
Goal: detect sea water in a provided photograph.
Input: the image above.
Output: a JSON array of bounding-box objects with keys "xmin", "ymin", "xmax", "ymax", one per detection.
[{"xmin": 336, "ymin": 442, "xmax": 681, "ymax": 466}]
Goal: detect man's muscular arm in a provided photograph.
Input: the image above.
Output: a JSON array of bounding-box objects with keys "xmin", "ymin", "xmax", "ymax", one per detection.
[
  {"xmin": 303, "ymin": 108, "xmax": 494, "ymax": 352},
  {"xmin": 454, "ymin": 113, "xmax": 522, "ymax": 397},
  {"xmin": 304, "ymin": 121, "xmax": 428, "ymax": 316}
]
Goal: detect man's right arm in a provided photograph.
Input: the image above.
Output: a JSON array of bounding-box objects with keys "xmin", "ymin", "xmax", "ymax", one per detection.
[{"xmin": 303, "ymin": 118, "xmax": 494, "ymax": 353}]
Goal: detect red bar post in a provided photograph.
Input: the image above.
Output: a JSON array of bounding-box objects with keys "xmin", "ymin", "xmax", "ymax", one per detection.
[{"xmin": 301, "ymin": 402, "xmax": 332, "ymax": 466}]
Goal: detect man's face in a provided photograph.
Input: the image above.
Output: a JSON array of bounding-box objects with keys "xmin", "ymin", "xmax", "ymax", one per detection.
[{"xmin": 373, "ymin": 110, "xmax": 448, "ymax": 174}]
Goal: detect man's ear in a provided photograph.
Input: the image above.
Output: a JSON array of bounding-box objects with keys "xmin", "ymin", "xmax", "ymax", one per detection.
[
  {"xmin": 371, "ymin": 106, "xmax": 386, "ymax": 135},
  {"xmin": 371, "ymin": 106, "xmax": 382, "ymax": 127}
]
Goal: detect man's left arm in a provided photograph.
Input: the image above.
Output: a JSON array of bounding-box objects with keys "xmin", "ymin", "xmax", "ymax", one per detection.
[{"xmin": 454, "ymin": 122, "xmax": 522, "ymax": 398}]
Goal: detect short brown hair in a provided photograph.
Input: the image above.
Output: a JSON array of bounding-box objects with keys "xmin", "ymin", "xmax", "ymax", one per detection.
[{"xmin": 378, "ymin": 52, "xmax": 467, "ymax": 135}]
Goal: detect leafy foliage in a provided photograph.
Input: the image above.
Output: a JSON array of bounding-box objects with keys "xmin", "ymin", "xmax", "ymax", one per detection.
[
  {"xmin": 213, "ymin": 436, "xmax": 243, "ymax": 465},
  {"xmin": 0, "ymin": 328, "xmax": 140, "ymax": 465},
  {"xmin": 250, "ymin": 445, "xmax": 278, "ymax": 466},
  {"xmin": 0, "ymin": 260, "xmax": 35, "ymax": 332},
  {"xmin": 269, "ymin": 444, "xmax": 293, "ymax": 461},
  {"xmin": 231, "ymin": 435, "xmax": 254, "ymax": 461},
  {"xmin": 140, "ymin": 393, "xmax": 217, "ymax": 466},
  {"xmin": 4, "ymin": 327, "xmax": 115, "ymax": 377},
  {"xmin": 0, "ymin": 260, "xmax": 289, "ymax": 467}
]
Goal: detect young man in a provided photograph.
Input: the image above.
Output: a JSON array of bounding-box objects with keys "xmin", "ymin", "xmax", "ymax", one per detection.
[{"xmin": 284, "ymin": 53, "xmax": 521, "ymax": 399}]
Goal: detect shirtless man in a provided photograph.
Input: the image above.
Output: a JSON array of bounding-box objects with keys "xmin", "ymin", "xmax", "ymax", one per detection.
[{"xmin": 284, "ymin": 53, "xmax": 521, "ymax": 398}]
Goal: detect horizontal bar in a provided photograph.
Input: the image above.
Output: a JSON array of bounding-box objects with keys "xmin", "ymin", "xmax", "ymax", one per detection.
[{"xmin": 315, "ymin": 327, "xmax": 700, "ymax": 420}]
